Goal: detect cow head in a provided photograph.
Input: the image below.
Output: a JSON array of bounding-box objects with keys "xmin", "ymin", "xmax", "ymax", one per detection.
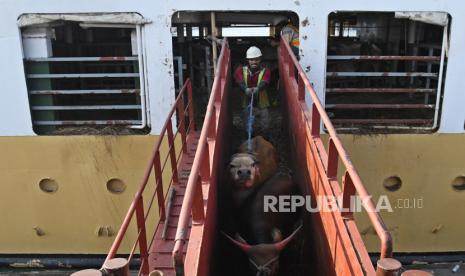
[
  {"xmin": 222, "ymin": 225, "xmax": 302, "ymax": 276},
  {"xmin": 228, "ymin": 153, "xmax": 260, "ymax": 189}
]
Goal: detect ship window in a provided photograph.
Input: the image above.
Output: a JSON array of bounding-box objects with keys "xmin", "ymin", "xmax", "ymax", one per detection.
[
  {"xmin": 329, "ymin": 16, "xmax": 358, "ymax": 38},
  {"xmin": 170, "ymin": 11, "xmax": 298, "ymax": 129},
  {"xmin": 326, "ymin": 12, "xmax": 450, "ymax": 133},
  {"xmin": 20, "ymin": 14, "xmax": 149, "ymax": 135}
]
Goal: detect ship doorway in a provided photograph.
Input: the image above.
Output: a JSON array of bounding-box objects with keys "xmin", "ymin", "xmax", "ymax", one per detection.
[{"xmin": 170, "ymin": 11, "xmax": 298, "ymax": 129}]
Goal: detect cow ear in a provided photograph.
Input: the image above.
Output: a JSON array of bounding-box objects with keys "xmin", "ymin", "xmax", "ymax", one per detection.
[{"xmin": 229, "ymin": 153, "xmax": 240, "ymax": 162}]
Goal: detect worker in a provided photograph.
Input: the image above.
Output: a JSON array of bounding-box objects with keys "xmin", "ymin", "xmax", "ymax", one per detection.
[
  {"xmin": 234, "ymin": 46, "xmax": 272, "ymax": 133},
  {"xmin": 278, "ymin": 20, "xmax": 299, "ymax": 57}
]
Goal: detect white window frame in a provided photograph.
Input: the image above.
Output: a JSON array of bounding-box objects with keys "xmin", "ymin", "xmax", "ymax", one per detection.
[
  {"xmin": 325, "ymin": 11, "xmax": 449, "ymax": 132},
  {"xmin": 19, "ymin": 13, "xmax": 150, "ymax": 133}
]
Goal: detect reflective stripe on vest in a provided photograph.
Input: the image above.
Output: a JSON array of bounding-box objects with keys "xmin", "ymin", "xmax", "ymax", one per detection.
[
  {"xmin": 291, "ymin": 38, "xmax": 300, "ymax": 47},
  {"xmin": 242, "ymin": 66, "xmax": 270, "ymax": 109}
]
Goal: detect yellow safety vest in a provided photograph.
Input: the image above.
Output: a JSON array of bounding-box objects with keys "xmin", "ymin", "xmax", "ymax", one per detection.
[
  {"xmin": 242, "ymin": 66, "xmax": 270, "ymax": 109},
  {"xmin": 282, "ymin": 24, "xmax": 300, "ymax": 47},
  {"xmin": 291, "ymin": 37, "xmax": 300, "ymax": 47}
]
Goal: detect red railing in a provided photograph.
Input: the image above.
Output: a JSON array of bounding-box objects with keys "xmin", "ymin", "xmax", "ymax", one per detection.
[
  {"xmin": 104, "ymin": 79, "xmax": 195, "ymax": 275},
  {"xmin": 278, "ymin": 37, "xmax": 392, "ymax": 272},
  {"xmin": 172, "ymin": 39, "xmax": 231, "ymax": 275}
]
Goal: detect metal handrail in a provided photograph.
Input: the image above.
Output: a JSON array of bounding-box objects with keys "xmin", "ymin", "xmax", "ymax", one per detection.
[
  {"xmin": 104, "ymin": 79, "xmax": 195, "ymax": 275},
  {"xmin": 172, "ymin": 39, "xmax": 230, "ymax": 272},
  {"xmin": 279, "ymin": 37, "xmax": 393, "ymax": 259}
]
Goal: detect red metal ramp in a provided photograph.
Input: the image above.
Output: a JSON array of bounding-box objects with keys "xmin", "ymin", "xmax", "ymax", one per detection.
[
  {"xmin": 93, "ymin": 39, "xmax": 399, "ymax": 276},
  {"xmin": 147, "ymin": 132, "xmax": 199, "ymax": 276},
  {"xmin": 98, "ymin": 79, "xmax": 198, "ymax": 276},
  {"xmin": 168, "ymin": 39, "xmax": 394, "ymax": 275}
]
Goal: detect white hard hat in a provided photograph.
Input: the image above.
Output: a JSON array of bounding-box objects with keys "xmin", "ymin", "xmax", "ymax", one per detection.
[{"xmin": 246, "ymin": 46, "xmax": 262, "ymax": 59}]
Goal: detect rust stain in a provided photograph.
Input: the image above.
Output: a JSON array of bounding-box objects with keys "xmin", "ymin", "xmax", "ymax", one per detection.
[
  {"xmin": 301, "ymin": 17, "xmax": 310, "ymax": 27},
  {"xmin": 100, "ymin": 56, "xmax": 126, "ymax": 61},
  {"xmin": 431, "ymin": 224, "xmax": 443, "ymax": 234},
  {"xmin": 121, "ymin": 89, "xmax": 139, "ymax": 94},
  {"xmin": 10, "ymin": 259, "xmax": 45, "ymax": 268},
  {"xmin": 58, "ymin": 262, "xmax": 73, "ymax": 268},
  {"xmin": 33, "ymin": 226, "xmax": 45, "ymax": 236}
]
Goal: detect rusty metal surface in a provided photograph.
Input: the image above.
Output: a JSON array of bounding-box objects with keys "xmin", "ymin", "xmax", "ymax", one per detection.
[
  {"xmin": 33, "ymin": 120, "xmax": 141, "ymax": 126},
  {"xmin": 29, "ymin": 89, "xmax": 140, "ymax": 95},
  {"xmin": 279, "ymin": 37, "xmax": 393, "ymax": 275},
  {"xmin": 25, "ymin": 56, "xmax": 138, "ymax": 62},
  {"xmin": 103, "ymin": 79, "xmax": 196, "ymax": 276},
  {"xmin": 102, "ymin": 258, "xmax": 130, "ymax": 276},
  {"xmin": 327, "ymin": 55, "xmax": 440, "ymax": 61},
  {"xmin": 326, "ymin": 72, "xmax": 438, "ymax": 77},
  {"xmin": 332, "ymin": 119, "xmax": 433, "ymax": 125},
  {"xmin": 376, "ymin": 258, "xmax": 402, "ymax": 276},
  {"xmin": 71, "ymin": 269, "xmax": 103, "ymax": 276},
  {"xmin": 31, "ymin": 105, "xmax": 141, "ymax": 110},
  {"xmin": 172, "ymin": 39, "xmax": 231, "ymax": 276},
  {"xmin": 27, "ymin": 73, "xmax": 140, "ymax": 78},
  {"xmin": 401, "ymin": 270, "xmax": 433, "ymax": 276},
  {"xmin": 326, "ymin": 104, "xmax": 435, "ymax": 109},
  {"xmin": 326, "ymin": 88, "xmax": 436, "ymax": 93}
]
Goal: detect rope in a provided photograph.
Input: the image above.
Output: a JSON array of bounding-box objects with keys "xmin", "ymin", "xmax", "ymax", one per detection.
[
  {"xmin": 246, "ymin": 92, "xmax": 255, "ymax": 152},
  {"xmin": 248, "ymin": 256, "xmax": 279, "ymax": 276}
]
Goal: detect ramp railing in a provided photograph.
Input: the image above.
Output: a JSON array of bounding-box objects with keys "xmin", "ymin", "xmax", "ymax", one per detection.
[
  {"xmin": 278, "ymin": 37, "xmax": 393, "ymax": 275},
  {"xmin": 104, "ymin": 79, "xmax": 195, "ymax": 275},
  {"xmin": 172, "ymin": 39, "xmax": 231, "ymax": 276}
]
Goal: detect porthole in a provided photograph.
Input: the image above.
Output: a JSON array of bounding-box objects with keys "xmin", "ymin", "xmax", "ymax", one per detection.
[
  {"xmin": 106, "ymin": 178, "xmax": 126, "ymax": 194},
  {"xmin": 39, "ymin": 178, "xmax": 58, "ymax": 193},
  {"xmin": 451, "ymin": 176, "xmax": 465, "ymax": 191},
  {"xmin": 383, "ymin": 176, "xmax": 402, "ymax": 192}
]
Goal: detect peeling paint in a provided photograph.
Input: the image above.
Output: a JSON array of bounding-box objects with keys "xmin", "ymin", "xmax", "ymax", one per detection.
[
  {"xmin": 431, "ymin": 224, "xmax": 443, "ymax": 234},
  {"xmin": 58, "ymin": 261, "xmax": 73, "ymax": 268},
  {"xmin": 301, "ymin": 17, "xmax": 309, "ymax": 27},
  {"xmin": 33, "ymin": 226, "xmax": 45, "ymax": 236},
  {"xmin": 10, "ymin": 259, "xmax": 45, "ymax": 268}
]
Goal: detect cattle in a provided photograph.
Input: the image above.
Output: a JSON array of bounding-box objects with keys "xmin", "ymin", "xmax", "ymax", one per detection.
[
  {"xmin": 224, "ymin": 173, "xmax": 301, "ymax": 276},
  {"xmin": 227, "ymin": 136, "xmax": 279, "ymax": 209},
  {"xmin": 223, "ymin": 225, "xmax": 302, "ymax": 276},
  {"xmin": 228, "ymin": 152, "xmax": 260, "ymax": 189},
  {"xmin": 238, "ymin": 136, "xmax": 278, "ymax": 187}
]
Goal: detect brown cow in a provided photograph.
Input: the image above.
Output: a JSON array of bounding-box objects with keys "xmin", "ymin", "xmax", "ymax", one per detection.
[
  {"xmin": 228, "ymin": 152, "xmax": 260, "ymax": 190},
  {"xmin": 238, "ymin": 136, "xmax": 278, "ymax": 187},
  {"xmin": 228, "ymin": 136, "xmax": 278, "ymax": 209}
]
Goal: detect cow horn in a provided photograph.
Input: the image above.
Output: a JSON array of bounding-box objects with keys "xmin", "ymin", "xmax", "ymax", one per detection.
[
  {"xmin": 221, "ymin": 231, "xmax": 252, "ymax": 253},
  {"xmin": 275, "ymin": 224, "xmax": 303, "ymax": 252}
]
